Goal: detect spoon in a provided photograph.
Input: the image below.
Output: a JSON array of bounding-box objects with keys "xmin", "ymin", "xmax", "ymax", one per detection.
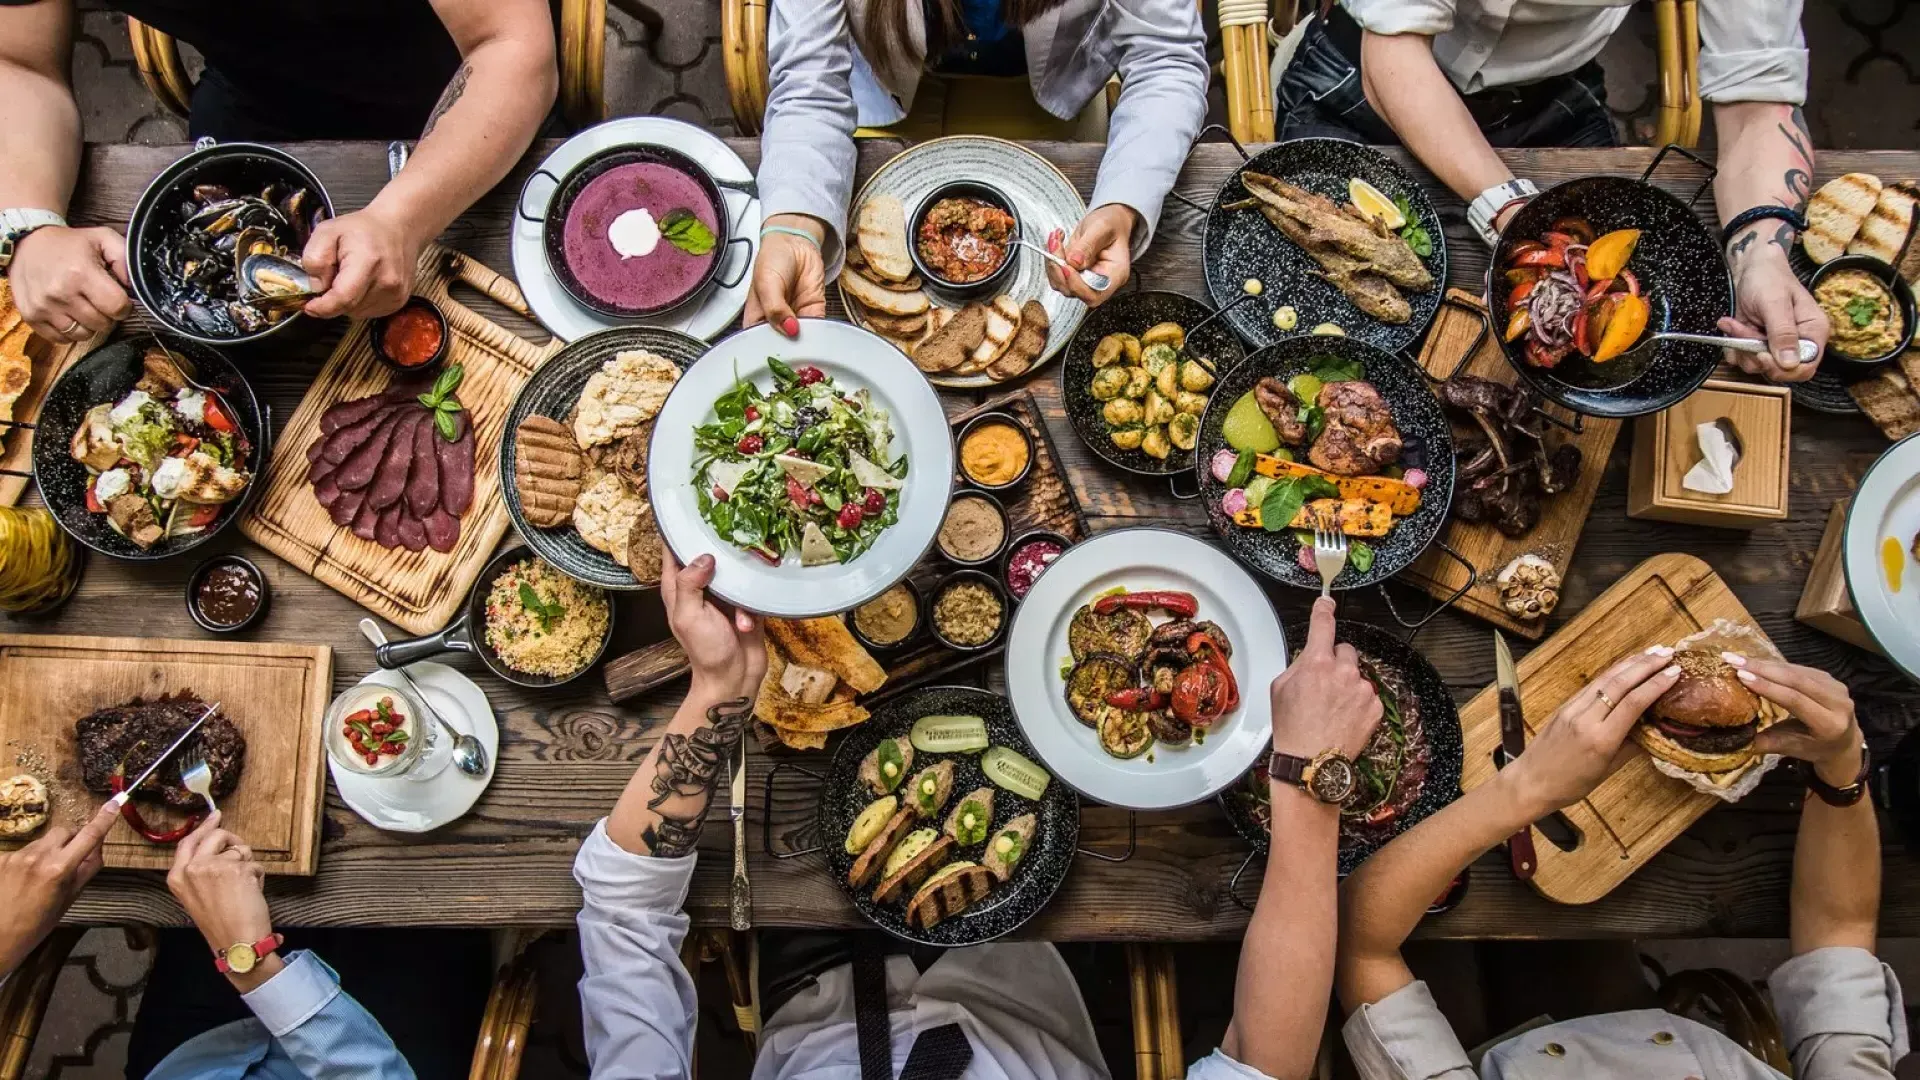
[
  {"xmin": 358, "ymin": 618, "xmax": 489, "ymax": 778},
  {"xmin": 1643, "ymin": 331, "xmax": 1820, "ymax": 365},
  {"xmin": 1010, "ymin": 237, "xmax": 1111, "ymax": 293}
]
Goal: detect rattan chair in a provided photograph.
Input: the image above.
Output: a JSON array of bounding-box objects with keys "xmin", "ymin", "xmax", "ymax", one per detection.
[
  {"xmin": 127, "ymin": 0, "xmax": 610, "ymax": 128},
  {"xmin": 0, "ymin": 928, "xmax": 82, "ymax": 1080},
  {"xmin": 1645, "ymin": 956, "xmax": 1791, "ymax": 1073}
]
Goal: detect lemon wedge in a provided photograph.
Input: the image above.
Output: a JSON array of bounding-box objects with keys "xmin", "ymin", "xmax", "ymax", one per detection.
[{"xmin": 1348, "ymin": 178, "xmax": 1405, "ymax": 229}]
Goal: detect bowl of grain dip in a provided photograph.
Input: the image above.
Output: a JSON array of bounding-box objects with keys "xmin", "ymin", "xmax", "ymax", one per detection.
[
  {"xmin": 937, "ymin": 492, "xmax": 1009, "ymax": 567},
  {"xmin": 930, "ymin": 570, "xmax": 1008, "ymax": 652}
]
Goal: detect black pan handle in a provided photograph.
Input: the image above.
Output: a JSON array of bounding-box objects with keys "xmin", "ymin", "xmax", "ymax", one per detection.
[
  {"xmin": 762, "ymin": 760, "xmax": 825, "ymax": 860},
  {"xmin": 1075, "ymin": 809, "xmax": 1136, "ymax": 863},
  {"xmin": 1191, "ymin": 122, "xmax": 1252, "ymax": 164},
  {"xmin": 1227, "ymin": 849, "xmax": 1261, "ymax": 912},
  {"xmin": 0, "ymin": 468, "xmax": 29, "ymax": 479},
  {"xmin": 1376, "ymin": 537, "xmax": 1477, "ymax": 639},
  {"xmin": 516, "ymin": 168, "xmax": 563, "ymax": 225},
  {"xmin": 714, "ymin": 176, "xmax": 760, "ymax": 198},
  {"xmin": 1167, "ymin": 471, "xmax": 1202, "ymax": 501},
  {"xmin": 375, "ymin": 609, "xmax": 475, "ymax": 669},
  {"xmin": 1424, "ymin": 294, "xmax": 1493, "ymax": 384},
  {"xmin": 1639, "ymin": 144, "xmax": 1717, "ymax": 208},
  {"xmin": 717, "ymin": 235, "xmax": 754, "ymax": 290}
]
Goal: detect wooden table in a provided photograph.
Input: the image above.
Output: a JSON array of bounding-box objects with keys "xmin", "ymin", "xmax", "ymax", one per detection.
[{"xmin": 28, "ymin": 139, "xmax": 1920, "ymax": 939}]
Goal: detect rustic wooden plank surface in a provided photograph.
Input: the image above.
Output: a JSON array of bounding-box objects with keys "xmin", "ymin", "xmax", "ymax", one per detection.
[{"xmin": 21, "ymin": 139, "xmax": 1920, "ymax": 937}]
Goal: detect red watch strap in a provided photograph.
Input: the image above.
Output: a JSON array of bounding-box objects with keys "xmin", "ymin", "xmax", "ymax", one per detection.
[{"xmin": 213, "ymin": 932, "xmax": 285, "ymax": 972}]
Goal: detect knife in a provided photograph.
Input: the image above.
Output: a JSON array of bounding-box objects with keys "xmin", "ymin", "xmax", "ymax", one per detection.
[
  {"xmin": 111, "ymin": 702, "xmax": 220, "ymax": 809},
  {"xmin": 729, "ymin": 735, "xmax": 751, "ymax": 931},
  {"xmin": 1492, "ymin": 632, "xmax": 1537, "ymax": 880}
]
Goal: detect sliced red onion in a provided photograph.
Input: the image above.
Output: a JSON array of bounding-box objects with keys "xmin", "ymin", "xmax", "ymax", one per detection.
[
  {"xmin": 1211, "ymin": 448, "xmax": 1239, "ymax": 483},
  {"xmin": 1403, "ymin": 467, "xmax": 1427, "ymax": 490},
  {"xmin": 1221, "ymin": 487, "xmax": 1248, "ymax": 516},
  {"xmin": 1296, "ymin": 545, "xmax": 1318, "ymax": 573}
]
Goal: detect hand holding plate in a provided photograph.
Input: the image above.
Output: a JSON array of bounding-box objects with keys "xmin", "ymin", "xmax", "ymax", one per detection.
[
  {"xmin": 745, "ymin": 213, "xmax": 827, "ymax": 337},
  {"xmin": 661, "ymin": 550, "xmax": 767, "ymax": 703}
]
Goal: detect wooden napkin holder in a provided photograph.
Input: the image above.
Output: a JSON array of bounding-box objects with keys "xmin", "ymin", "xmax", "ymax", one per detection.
[
  {"xmin": 1628, "ymin": 378, "xmax": 1790, "ymax": 528},
  {"xmin": 1796, "ymin": 497, "xmax": 1883, "ymax": 654}
]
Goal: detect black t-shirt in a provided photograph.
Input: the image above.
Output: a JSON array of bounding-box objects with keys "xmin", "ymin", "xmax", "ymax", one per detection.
[{"xmin": 5, "ymin": 0, "xmax": 463, "ymax": 141}]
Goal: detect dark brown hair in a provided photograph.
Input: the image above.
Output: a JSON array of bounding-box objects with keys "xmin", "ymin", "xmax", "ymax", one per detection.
[{"xmin": 863, "ymin": 0, "xmax": 1071, "ymax": 70}]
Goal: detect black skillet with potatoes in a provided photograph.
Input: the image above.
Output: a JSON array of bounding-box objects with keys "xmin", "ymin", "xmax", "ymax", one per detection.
[
  {"xmin": 818, "ymin": 685, "xmax": 1079, "ymax": 945},
  {"xmin": 1061, "ymin": 291, "xmax": 1246, "ymax": 483}
]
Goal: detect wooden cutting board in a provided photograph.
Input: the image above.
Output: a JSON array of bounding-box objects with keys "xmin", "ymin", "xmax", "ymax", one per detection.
[
  {"xmin": 240, "ymin": 245, "xmax": 564, "ymax": 634},
  {"xmin": 1402, "ymin": 289, "xmax": 1622, "ymax": 639},
  {"xmin": 1458, "ymin": 553, "xmax": 1772, "ymax": 905},
  {"xmin": 0, "ymin": 633, "xmax": 332, "ymax": 874},
  {"xmin": 0, "ymin": 280, "xmax": 114, "ymax": 506}
]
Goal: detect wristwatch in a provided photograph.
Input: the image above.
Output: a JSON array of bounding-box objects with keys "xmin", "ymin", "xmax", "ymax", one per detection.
[
  {"xmin": 1269, "ymin": 748, "xmax": 1357, "ymax": 805},
  {"xmin": 213, "ymin": 932, "xmax": 285, "ymax": 974},
  {"xmin": 1467, "ymin": 180, "xmax": 1538, "ymax": 248},
  {"xmin": 0, "ymin": 209, "xmax": 67, "ymax": 275},
  {"xmin": 1800, "ymin": 742, "xmax": 1871, "ymax": 808}
]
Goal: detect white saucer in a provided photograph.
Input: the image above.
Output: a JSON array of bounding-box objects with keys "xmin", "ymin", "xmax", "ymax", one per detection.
[
  {"xmin": 512, "ymin": 116, "xmax": 760, "ymax": 343},
  {"xmin": 328, "ymin": 662, "xmax": 498, "ymax": 832}
]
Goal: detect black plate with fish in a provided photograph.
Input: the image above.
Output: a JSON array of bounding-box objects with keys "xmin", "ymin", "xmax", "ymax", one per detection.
[
  {"xmin": 1195, "ymin": 336, "xmax": 1453, "ymax": 591},
  {"xmin": 1489, "ymin": 149, "xmax": 1731, "ymax": 418},
  {"xmin": 127, "ymin": 141, "xmax": 334, "ymax": 346},
  {"xmin": 500, "ymin": 326, "xmax": 707, "ymax": 590},
  {"xmin": 31, "ymin": 335, "xmax": 268, "ymax": 561},
  {"xmin": 1060, "ymin": 291, "xmax": 1246, "ymax": 484},
  {"xmin": 768, "ymin": 686, "xmax": 1083, "ymax": 947},
  {"xmin": 1201, "ymin": 138, "xmax": 1447, "ymax": 356},
  {"xmin": 1219, "ymin": 620, "xmax": 1461, "ymax": 876}
]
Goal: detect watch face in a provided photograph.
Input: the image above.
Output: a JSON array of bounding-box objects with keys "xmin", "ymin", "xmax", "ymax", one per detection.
[
  {"xmin": 1308, "ymin": 757, "xmax": 1355, "ymax": 804},
  {"xmin": 224, "ymin": 943, "xmax": 258, "ymax": 974}
]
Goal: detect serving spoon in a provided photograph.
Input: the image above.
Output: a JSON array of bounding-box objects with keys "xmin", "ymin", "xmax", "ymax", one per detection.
[
  {"xmin": 1010, "ymin": 237, "xmax": 1111, "ymax": 293},
  {"xmin": 1639, "ymin": 331, "xmax": 1820, "ymax": 365},
  {"xmin": 359, "ymin": 617, "xmax": 489, "ymax": 778}
]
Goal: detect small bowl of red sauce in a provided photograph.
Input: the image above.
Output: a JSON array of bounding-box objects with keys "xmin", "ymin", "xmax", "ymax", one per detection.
[
  {"xmin": 186, "ymin": 554, "xmax": 270, "ymax": 633},
  {"xmin": 1001, "ymin": 529, "xmax": 1069, "ymax": 603},
  {"xmin": 371, "ymin": 296, "xmax": 449, "ymax": 373},
  {"xmin": 909, "ymin": 181, "xmax": 1021, "ymax": 297}
]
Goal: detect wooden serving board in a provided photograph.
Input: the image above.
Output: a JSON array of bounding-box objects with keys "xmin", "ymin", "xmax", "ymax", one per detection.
[
  {"xmin": 239, "ymin": 245, "xmax": 563, "ymax": 634},
  {"xmin": 603, "ymin": 388, "xmax": 1088, "ymax": 705},
  {"xmin": 1402, "ymin": 289, "xmax": 1623, "ymax": 639},
  {"xmin": 0, "ymin": 633, "xmax": 332, "ymax": 874},
  {"xmin": 0, "ymin": 282, "xmax": 113, "ymax": 506},
  {"xmin": 1457, "ymin": 553, "xmax": 1771, "ymax": 905}
]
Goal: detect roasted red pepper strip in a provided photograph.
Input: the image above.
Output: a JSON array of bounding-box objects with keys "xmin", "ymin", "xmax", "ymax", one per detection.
[
  {"xmin": 1183, "ymin": 633, "xmax": 1240, "ymax": 718},
  {"xmin": 108, "ymin": 765, "xmax": 203, "ymax": 844},
  {"xmin": 1105, "ymin": 688, "xmax": 1169, "ymax": 711},
  {"xmin": 1091, "ymin": 590, "xmax": 1199, "ymax": 618}
]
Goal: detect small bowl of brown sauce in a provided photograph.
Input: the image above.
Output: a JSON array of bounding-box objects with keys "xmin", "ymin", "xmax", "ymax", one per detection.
[
  {"xmin": 937, "ymin": 491, "xmax": 1009, "ymax": 568},
  {"xmin": 371, "ymin": 296, "xmax": 450, "ymax": 374},
  {"xmin": 850, "ymin": 579, "xmax": 924, "ymax": 654},
  {"xmin": 957, "ymin": 412, "xmax": 1034, "ymax": 492},
  {"xmin": 929, "ymin": 570, "xmax": 1008, "ymax": 653},
  {"xmin": 186, "ymin": 554, "xmax": 269, "ymax": 633},
  {"xmin": 909, "ymin": 181, "xmax": 1021, "ymax": 297}
]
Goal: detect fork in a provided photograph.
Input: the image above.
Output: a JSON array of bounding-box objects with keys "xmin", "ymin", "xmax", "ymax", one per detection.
[
  {"xmin": 180, "ymin": 746, "xmax": 216, "ymax": 814},
  {"xmin": 1311, "ymin": 526, "xmax": 1349, "ymax": 599}
]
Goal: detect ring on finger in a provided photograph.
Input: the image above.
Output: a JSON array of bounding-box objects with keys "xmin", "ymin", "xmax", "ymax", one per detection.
[
  {"xmin": 60, "ymin": 319, "xmax": 81, "ymax": 336},
  {"xmin": 1596, "ymin": 689, "xmax": 1617, "ymax": 709}
]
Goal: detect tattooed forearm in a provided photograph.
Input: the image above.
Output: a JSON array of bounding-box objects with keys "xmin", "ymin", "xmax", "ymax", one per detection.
[
  {"xmin": 422, "ymin": 61, "xmax": 473, "ymax": 139},
  {"xmin": 1778, "ymin": 108, "xmax": 1813, "ymax": 211},
  {"xmin": 637, "ymin": 698, "xmax": 751, "ymax": 858}
]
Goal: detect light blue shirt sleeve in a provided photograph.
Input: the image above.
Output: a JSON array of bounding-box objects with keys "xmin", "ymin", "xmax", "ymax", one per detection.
[
  {"xmin": 760, "ymin": 0, "xmax": 861, "ymax": 276},
  {"xmin": 1091, "ymin": 0, "xmax": 1212, "ymax": 253},
  {"xmin": 573, "ymin": 818, "xmax": 701, "ymax": 1080}
]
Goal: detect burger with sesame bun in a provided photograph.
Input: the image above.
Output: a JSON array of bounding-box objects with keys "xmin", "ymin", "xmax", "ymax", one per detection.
[{"xmin": 1632, "ymin": 649, "xmax": 1776, "ymax": 774}]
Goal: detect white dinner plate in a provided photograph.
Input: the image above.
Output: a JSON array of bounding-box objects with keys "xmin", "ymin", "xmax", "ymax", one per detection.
[
  {"xmin": 328, "ymin": 662, "xmax": 497, "ymax": 833},
  {"xmin": 1844, "ymin": 432, "xmax": 1920, "ymax": 681},
  {"xmin": 646, "ymin": 318, "xmax": 955, "ymax": 618},
  {"xmin": 513, "ymin": 116, "xmax": 759, "ymax": 343},
  {"xmin": 1003, "ymin": 527, "xmax": 1286, "ymax": 810}
]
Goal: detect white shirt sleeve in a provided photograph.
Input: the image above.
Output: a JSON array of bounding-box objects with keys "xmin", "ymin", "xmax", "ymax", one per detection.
[
  {"xmin": 1697, "ymin": 0, "xmax": 1808, "ymax": 104},
  {"xmin": 1771, "ymin": 947, "xmax": 1908, "ymax": 1080},
  {"xmin": 1341, "ymin": 980, "xmax": 1479, "ymax": 1080},
  {"xmin": 1341, "ymin": 0, "xmax": 1457, "ymax": 39},
  {"xmin": 573, "ymin": 819, "xmax": 701, "ymax": 1080},
  {"xmin": 759, "ymin": 0, "xmax": 860, "ymax": 275},
  {"xmin": 1091, "ymin": 0, "xmax": 1210, "ymax": 253}
]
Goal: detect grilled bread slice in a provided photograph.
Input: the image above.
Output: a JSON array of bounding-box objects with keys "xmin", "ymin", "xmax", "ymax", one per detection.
[
  {"xmin": 988, "ymin": 300, "xmax": 1050, "ymax": 381},
  {"xmin": 841, "ymin": 267, "xmax": 929, "ymax": 318},
  {"xmin": 1805, "ymin": 172, "xmax": 1883, "ymax": 263},
  {"xmin": 513, "ymin": 416, "xmax": 587, "ymax": 527},
  {"xmin": 872, "ymin": 833, "xmax": 955, "ymax": 905},
  {"xmin": 914, "ymin": 302, "xmax": 990, "ymax": 373},
  {"xmin": 1849, "ymin": 181, "xmax": 1919, "ymax": 264},
  {"xmin": 854, "ymin": 195, "xmax": 915, "ymax": 283},
  {"xmin": 959, "ymin": 296, "xmax": 1021, "ymax": 374},
  {"xmin": 848, "ymin": 806, "xmax": 918, "ymax": 889},
  {"xmin": 906, "ymin": 861, "xmax": 994, "ymax": 930}
]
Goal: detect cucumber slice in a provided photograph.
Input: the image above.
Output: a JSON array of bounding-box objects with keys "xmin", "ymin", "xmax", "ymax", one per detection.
[
  {"xmin": 910, "ymin": 714, "xmax": 990, "ymax": 754},
  {"xmin": 845, "ymin": 796, "xmax": 899, "ymax": 854},
  {"xmin": 882, "ymin": 828, "xmax": 936, "ymax": 880},
  {"xmin": 982, "ymin": 746, "xmax": 1051, "ymax": 800}
]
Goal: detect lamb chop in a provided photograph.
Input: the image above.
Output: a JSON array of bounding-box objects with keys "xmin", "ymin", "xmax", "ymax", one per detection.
[
  {"xmin": 1311, "ymin": 381, "xmax": 1403, "ymax": 475},
  {"xmin": 1253, "ymin": 377, "xmax": 1310, "ymax": 445},
  {"xmin": 1439, "ymin": 376, "xmax": 1583, "ymax": 537}
]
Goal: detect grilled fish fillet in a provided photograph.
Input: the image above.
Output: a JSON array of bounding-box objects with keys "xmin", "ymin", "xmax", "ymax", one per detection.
[
  {"xmin": 1240, "ymin": 173, "xmax": 1434, "ymax": 292},
  {"xmin": 1241, "ymin": 202, "xmax": 1413, "ymax": 324}
]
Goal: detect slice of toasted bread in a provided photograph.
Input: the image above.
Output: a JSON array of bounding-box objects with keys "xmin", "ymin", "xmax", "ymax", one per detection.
[
  {"xmin": 1849, "ymin": 181, "xmax": 1918, "ymax": 263},
  {"xmin": 987, "ymin": 299, "xmax": 1050, "ymax": 381},
  {"xmin": 848, "ymin": 807, "xmax": 918, "ymax": 889},
  {"xmin": 958, "ymin": 296, "xmax": 1021, "ymax": 374},
  {"xmin": 855, "ymin": 195, "xmax": 914, "ymax": 283},
  {"xmin": 1805, "ymin": 172, "xmax": 1883, "ymax": 264},
  {"xmin": 873, "ymin": 834, "xmax": 955, "ymax": 905},
  {"xmin": 914, "ymin": 302, "xmax": 990, "ymax": 373},
  {"xmin": 866, "ymin": 269, "xmax": 925, "ymax": 293},
  {"xmin": 1849, "ymin": 366, "xmax": 1920, "ymax": 441},
  {"xmin": 849, "ymin": 298, "xmax": 928, "ymax": 337},
  {"xmin": 906, "ymin": 862, "xmax": 994, "ymax": 930},
  {"xmin": 841, "ymin": 267, "xmax": 929, "ymax": 317}
]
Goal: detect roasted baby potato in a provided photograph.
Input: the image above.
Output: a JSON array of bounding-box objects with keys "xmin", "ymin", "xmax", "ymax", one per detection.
[
  {"xmin": 1168, "ymin": 412, "xmax": 1199, "ymax": 450},
  {"xmin": 1089, "ymin": 366, "xmax": 1131, "ymax": 400},
  {"xmin": 1141, "ymin": 425, "xmax": 1171, "ymax": 460},
  {"xmin": 1175, "ymin": 390, "xmax": 1208, "ymax": 415},
  {"xmin": 1103, "ymin": 397, "xmax": 1143, "ymax": 426},
  {"xmin": 1122, "ymin": 366, "xmax": 1151, "ymax": 399},
  {"xmin": 1142, "ymin": 389, "xmax": 1174, "ymax": 426},
  {"xmin": 1141, "ymin": 343, "xmax": 1178, "ymax": 375},
  {"xmin": 1141, "ymin": 322, "xmax": 1186, "ymax": 351},
  {"xmin": 1155, "ymin": 362, "xmax": 1180, "ymax": 400},
  {"xmin": 1092, "ymin": 332, "xmax": 1141, "ymax": 368},
  {"xmin": 1179, "ymin": 359, "xmax": 1214, "ymax": 392},
  {"xmin": 1109, "ymin": 425, "xmax": 1145, "ymax": 451}
]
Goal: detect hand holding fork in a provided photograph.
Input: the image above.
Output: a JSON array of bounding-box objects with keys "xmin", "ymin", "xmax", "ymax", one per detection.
[{"xmin": 1311, "ymin": 526, "xmax": 1348, "ymax": 599}]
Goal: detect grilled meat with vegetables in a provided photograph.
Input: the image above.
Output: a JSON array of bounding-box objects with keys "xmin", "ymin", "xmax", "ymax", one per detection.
[{"xmin": 76, "ymin": 693, "xmax": 244, "ymax": 809}]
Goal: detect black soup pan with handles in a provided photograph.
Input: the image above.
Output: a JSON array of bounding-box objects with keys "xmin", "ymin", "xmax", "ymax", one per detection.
[{"xmin": 374, "ymin": 545, "xmax": 615, "ymax": 689}]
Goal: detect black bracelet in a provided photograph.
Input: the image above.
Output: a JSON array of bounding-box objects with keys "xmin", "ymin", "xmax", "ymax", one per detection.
[{"xmin": 1720, "ymin": 206, "xmax": 1808, "ymax": 250}]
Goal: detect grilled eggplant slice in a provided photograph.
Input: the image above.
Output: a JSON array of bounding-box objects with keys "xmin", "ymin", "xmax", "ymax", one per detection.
[
  {"xmin": 984, "ymin": 813, "xmax": 1035, "ymax": 882},
  {"xmin": 943, "ymin": 787, "xmax": 995, "ymax": 846},
  {"xmin": 873, "ymin": 833, "xmax": 956, "ymax": 905},
  {"xmin": 848, "ymin": 807, "xmax": 918, "ymax": 889},
  {"xmin": 1067, "ymin": 604, "xmax": 1153, "ymax": 662},
  {"xmin": 906, "ymin": 861, "xmax": 995, "ymax": 931},
  {"xmin": 1065, "ymin": 653, "xmax": 1136, "ymax": 728}
]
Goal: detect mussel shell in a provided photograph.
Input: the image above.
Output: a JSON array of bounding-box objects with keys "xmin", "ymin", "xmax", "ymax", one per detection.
[
  {"xmin": 191, "ymin": 183, "xmax": 231, "ymax": 205},
  {"xmin": 238, "ymin": 252, "xmax": 317, "ymax": 302}
]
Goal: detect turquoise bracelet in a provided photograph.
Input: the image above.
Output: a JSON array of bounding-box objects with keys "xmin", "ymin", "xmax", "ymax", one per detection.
[{"xmin": 760, "ymin": 225, "xmax": 822, "ymax": 248}]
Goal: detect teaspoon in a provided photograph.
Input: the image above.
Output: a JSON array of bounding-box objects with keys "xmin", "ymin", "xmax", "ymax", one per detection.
[{"xmin": 1010, "ymin": 237, "xmax": 1111, "ymax": 293}]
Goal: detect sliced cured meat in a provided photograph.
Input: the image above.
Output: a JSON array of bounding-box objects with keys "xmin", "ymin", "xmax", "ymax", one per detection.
[
  {"xmin": 329, "ymin": 486, "xmax": 367, "ymax": 528},
  {"xmin": 374, "ymin": 503, "xmax": 403, "ymax": 549},
  {"xmin": 396, "ymin": 510, "xmax": 428, "ymax": 552},
  {"xmin": 309, "ymin": 450, "xmax": 338, "ymax": 488},
  {"xmin": 423, "ymin": 506, "xmax": 460, "ymax": 552},
  {"xmin": 406, "ymin": 414, "xmax": 441, "ymax": 518},
  {"xmin": 436, "ymin": 413, "xmax": 474, "ymax": 516},
  {"xmin": 306, "ymin": 437, "xmax": 327, "ymax": 465},
  {"xmin": 321, "ymin": 403, "xmax": 401, "ymax": 465},
  {"xmin": 366, "ymin": 410, "xmax": 423, "ymax": 509},
  {"xmin": 320, "ymin": 394, "xmax": 388, "ymax": 435},
  {"xmin": 334, "ymin": 411, "xmax": 407, "ymax": 491},
  {"xmin": 350, "ymin": 497, "xmax": 380, "ymax": 541},
  {"xmin": 313, "ymin": 474, "xmax": 342, "ymax": 509}
]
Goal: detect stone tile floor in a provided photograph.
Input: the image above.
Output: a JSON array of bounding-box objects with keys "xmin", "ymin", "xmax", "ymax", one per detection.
[{"xmin": 28, "ymin": 0, "xmax": 1920, "ymax": 1075}]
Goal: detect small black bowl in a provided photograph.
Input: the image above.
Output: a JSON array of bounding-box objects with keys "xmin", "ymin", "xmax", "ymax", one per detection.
[
  {"xmin": 927, "ymin": 569, "xmax": 1010, "ymax": 653},
  {"xmin": 185, "ymin": 554, "xmax": 270, "ymax": 633},
  {"xmin": 1809, "ymin": 254, "xmax": 1917, "ymax": 377},
  {"xmin": 936, "ymin": 490, "xmax": 1010, "ymax": 568},
  {"xmin": 955, "ymin": 411, "xmax": 1035, "ymax": 492},
  {"xmin": 908, "ymin": 181, "xmax": 1021, "ymax": 297},
  {"xmin": 1000, "ymin": 528, "xmax": 1071, "ymax": 603},
  {"xmin": 848, "ymin": 578, "xmax": 927, "ymax": 655},
  {"xmin": 370, "ymin": 296, "xmax": 450, "ymax": 375}
]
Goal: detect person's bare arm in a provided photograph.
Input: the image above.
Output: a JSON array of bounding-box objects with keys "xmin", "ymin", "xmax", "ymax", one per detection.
[
  {"xmin": 302, "ymin": 0, "xmax": 555, "ymax": 319},
  {"xmin": 1712, "ymin": 102, "xmax": 1826, "ymax": 381},
  {"xmin": 1358, "ymin": 32, "xmax": 1511, "ymax": 202},
  {"xmin": 0, "ymin": 0, "xmax": 78, "ymax": 213}
]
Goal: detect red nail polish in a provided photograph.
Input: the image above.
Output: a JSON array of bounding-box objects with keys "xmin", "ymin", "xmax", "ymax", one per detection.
[{"xmin": 782, "ymin": 316, "xmax": 800, "ymax": 336}]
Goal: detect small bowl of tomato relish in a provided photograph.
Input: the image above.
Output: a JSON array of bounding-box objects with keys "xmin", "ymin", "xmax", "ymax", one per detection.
[{"xmin": 371, "ymin": 296, "xmax": 450, "ymax": 374}]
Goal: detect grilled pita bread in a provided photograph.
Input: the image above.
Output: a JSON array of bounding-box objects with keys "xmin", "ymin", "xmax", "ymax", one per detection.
[
  {"xmin": 1849, "ymin": 181, "xmax": 1919, "ymax": 264},
  {"xmin": 914, "ymin": 302, "xmax": 990, "ymax": 373},
  {"xmin": 855, "ymin": 195, "xmax": 915, "ymax": 283},
  {"xmin": 841, "ymin": 267, "xmax": 929, "ymax": 318},
  {"xmin": 765, "ymin": 616, "xmax": 886, "ymax": 693},
  {"xmin": 755, "ymin": 647, "xmax": 871, "ymax": 733},
  {"xmin": 1805, "ymin": 173, "xmax": 1883, "ymax": 264},
  {"xmin": 988, "ymin": 300, "xmax": 1050, "ymax": 381}
]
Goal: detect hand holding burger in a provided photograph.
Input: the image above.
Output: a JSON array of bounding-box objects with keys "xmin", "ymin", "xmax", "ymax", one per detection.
[
  {"xmin": 1632, "ymin": 648, "xmax": 1779, "ymax": 775},
  {"xmin": 1729, "ymin": 654, "xmax": 1865, "ymax": 787},
  {"xmin": 1504, "ymin": 647, "xmax": 1682, "ymax": 814}
]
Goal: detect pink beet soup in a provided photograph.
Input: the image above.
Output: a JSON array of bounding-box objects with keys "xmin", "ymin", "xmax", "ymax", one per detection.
[{"xmin": 560, "ymin": 160, "xmax": 720, "ymax": 312}]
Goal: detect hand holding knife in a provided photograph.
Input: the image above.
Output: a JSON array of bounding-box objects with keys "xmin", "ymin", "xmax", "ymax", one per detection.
[
  {"xmin": 729, "ymin": 734, "xmax": 751, "ymax": 931},
  {"xmin": 1492, "ymin": 632, "xmax": 1537, "ymax": 880},
  {"xmin": 110, "ymin": 701, "xmax": 220, "ymax": 809}
]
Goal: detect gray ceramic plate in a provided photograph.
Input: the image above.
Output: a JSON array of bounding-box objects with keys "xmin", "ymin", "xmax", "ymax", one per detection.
[
  {"xmin": 843, "ymin": 136, "xmax": 1088, "ymax": 388},
  {"xmin": 499, "ymin": 326, "xmax": 709, "ymax": 590}
]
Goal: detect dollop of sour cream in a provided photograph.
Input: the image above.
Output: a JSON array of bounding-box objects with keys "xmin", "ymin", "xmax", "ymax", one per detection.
[
  {"xmin": 607, "ymin": 208, "xmax": 661, "ymax": 259},
  {"xmin": 109, "ymin": 390, "xmax": 153, "ymax": 427},
  {"xmin": 93, "ymin": 467, "xmax": 132, "ymax": 504},
  {"xmin": 150, "ymin": 456, "xmax": 188, "ymax": 500}
]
